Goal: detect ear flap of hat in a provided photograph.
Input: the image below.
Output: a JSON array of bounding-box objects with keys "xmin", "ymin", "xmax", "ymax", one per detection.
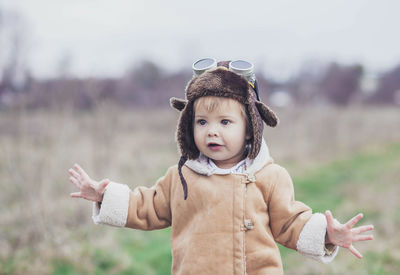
[
  {"xmin": 170, "ymin": 97, "xmax": 187, "ymax": 111},
  {"xmin": 176, "ymin": 102, "xmax": 200, "ymax": 159},
  {"xmin": 255, "ymin": 101, "xmax": 279, "ymax": 127}
]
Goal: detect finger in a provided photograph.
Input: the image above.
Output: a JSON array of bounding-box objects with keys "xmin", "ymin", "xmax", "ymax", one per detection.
[
  {"xmin": 74, "ymin": 163, "xmax": 89, "ymax": 179},
  {"xmin": 325, "ymin": 210, "xmax": 335, "ymax": 229},
  {"xmin": 348, "ymin": 245, "xmax": 363, "ymax": 259},
  {"xmin": 353, "ymin": 234, "xmax": 374, "ymax": 242},
  {"xmin": 346, "ymin": 213, "xmax": 363, "ymax": 229},
  {"xmin": 70, "ymin": 192, "xmax": 82, "ymax": 198},
  {"xmin": 352, "ymin": 224, "xmax": 374, "ymax": 235},
  {"xmin": 69, "ymin": 176, "xmax": 81, "ymax": 188},
  {"xmin": 68, "ymin": 168, "xmax": 80, "ymax": 179}
]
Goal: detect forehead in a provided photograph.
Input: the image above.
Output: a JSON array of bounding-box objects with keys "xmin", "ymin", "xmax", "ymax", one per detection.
[{"xmin": 194, "ymin": 96, "xmax": 244, "ymax": 116}]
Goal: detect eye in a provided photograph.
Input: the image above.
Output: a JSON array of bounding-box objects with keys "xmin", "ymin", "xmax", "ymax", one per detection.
[
  {"xmin": 197, "ymin": 119, "xmax": 207, "ymax": 126},
  {"xmin": 221, "ymin": 119, "xmax": 231, "ymax": 125}
]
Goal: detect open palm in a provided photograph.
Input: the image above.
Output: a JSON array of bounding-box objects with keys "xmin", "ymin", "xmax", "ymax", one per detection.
[
  {"xmin": 68, "ymin": 163, "xmax": 109, "ymax": 202},
  {"xmin": 325, "ymin": 210, "xmax": 374, "ymax": 259}
]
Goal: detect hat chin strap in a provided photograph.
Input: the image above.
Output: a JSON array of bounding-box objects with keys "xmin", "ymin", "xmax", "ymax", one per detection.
[{"xmin": 178, "ymin": 155, "xmax": 188, "ymax": 200}]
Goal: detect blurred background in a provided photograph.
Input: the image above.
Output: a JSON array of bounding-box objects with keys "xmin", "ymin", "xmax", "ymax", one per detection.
[{"xmin": 1, "ymin": 0, "xmax": 399, "ymax": 274}]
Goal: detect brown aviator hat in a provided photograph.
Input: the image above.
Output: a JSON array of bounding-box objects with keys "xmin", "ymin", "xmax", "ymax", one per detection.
[{"xmin": 170, "ymin": 60, "xmax": 278, "ymax": 199}]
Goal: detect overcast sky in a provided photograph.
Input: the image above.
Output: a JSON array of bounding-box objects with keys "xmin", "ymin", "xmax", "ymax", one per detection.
[{"xmin": 2, "ymin": 0, "xmax": 400, "ymax": 79}]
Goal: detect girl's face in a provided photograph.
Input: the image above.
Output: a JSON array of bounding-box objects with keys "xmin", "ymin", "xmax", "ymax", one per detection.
[{"xmin": 193, "ymin": 97, "xmax": 250, "ymax": 169}]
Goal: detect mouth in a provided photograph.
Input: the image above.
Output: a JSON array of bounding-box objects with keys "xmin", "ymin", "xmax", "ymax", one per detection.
[{"xmin": 207, "ymin": 142, "xmax": 223, "ymax": 151}]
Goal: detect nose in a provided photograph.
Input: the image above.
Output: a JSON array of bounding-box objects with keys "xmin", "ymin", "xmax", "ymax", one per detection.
[{"xmin": 207, "ymin": 125, "xmax": 219, "ymax": 137}]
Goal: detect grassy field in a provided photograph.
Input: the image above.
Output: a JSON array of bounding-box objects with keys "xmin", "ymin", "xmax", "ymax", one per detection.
[{"xmin": 0, "ymin": 104, "xmax": 399, "ymax": 274}]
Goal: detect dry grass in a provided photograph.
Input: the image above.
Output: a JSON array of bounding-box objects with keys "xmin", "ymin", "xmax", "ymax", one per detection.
[
  {"xmin": 0, "ymin": 103, "xmax": 399, "ymax": 274},
  {"xmin": 268, "ymin": 105, "xmax": 400, "ymax": 166}
]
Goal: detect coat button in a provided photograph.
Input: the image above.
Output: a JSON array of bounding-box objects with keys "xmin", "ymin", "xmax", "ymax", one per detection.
[
  {"xmin": 246, "ymin": 174, "xmax": 256, "ymax": 183},
  {"xmin": 244, "ymin": 219, "xmax": 254, "ymax": 230}
]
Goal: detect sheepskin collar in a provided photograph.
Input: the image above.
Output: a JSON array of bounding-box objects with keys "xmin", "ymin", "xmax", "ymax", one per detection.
[{"xmin": 185, "ymin": 138, "xmax": 272, "ymax": 177}]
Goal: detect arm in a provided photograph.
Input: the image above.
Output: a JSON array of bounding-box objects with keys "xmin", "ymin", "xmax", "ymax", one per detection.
[
  {"xmin": 266, "ymin": 165, "xmax": 336, "ymax": 262},
  {"xmin": 267, "ymin": 165, "xmax": 313, "ymax": 249},
  {"xmin": 124, "ymin": 174, "xmax": 172, "ymax": 230}
]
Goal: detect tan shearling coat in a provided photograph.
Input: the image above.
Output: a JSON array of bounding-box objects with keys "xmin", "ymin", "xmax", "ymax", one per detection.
[{"xmin": 129, "ymin": 162, "xmax": 311, "ymax": 274}]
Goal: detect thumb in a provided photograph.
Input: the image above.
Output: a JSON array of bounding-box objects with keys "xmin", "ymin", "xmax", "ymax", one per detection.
[
  {"xmin": 99, "ymin": 179, "xmax": 110, "ymax": 192},
  {"xmin": 325, "ymin": 210, "xmax": 334, "ymax": 229}
]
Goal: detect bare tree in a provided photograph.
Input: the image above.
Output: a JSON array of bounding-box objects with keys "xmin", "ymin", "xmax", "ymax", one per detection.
[
  {"xmin": 319, "ymin": 62, "xmax": 363, "ymax": 105},
  {"xmin": 0, "ymin": 7, "xmax": 29, "ymax": 103},
  {"xmin": 369, "ymin": 64, "xmax": 400, "ymax": 104}
]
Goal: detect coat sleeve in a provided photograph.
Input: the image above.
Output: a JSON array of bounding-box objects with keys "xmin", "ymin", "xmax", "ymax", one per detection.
[
  {"xmin": 92, "ymin": 166, "xmax": 174, "ymax": 230},
  {"xmin": 266, "ymin": 164, "xmax": 338, "ymax": 262},
  {"xmin": 267, "ymin": 164, "xmax": 312, "ymax": 249}
]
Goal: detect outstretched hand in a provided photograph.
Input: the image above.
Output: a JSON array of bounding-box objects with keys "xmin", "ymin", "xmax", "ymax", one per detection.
[
  {"xmin": 325, "ymin": 210, "xmax": 374, "ymax": 259},
  {"xmin": 68, "ymin": 163, "xmax": 110, "ymax": 202}
]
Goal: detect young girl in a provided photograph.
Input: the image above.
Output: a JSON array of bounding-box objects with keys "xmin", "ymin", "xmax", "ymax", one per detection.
[{"xmin": 68, "ymin": 59, "xmax": 374, "ymax": 274}]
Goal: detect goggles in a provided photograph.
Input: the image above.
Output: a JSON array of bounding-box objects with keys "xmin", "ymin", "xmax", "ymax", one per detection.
[{"xmin": 192, "ymin": 58, "xmax": 261, "ymax": 101}]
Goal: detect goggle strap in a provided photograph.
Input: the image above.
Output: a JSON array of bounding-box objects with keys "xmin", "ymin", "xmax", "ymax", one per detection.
[{"xmin": 254, "ymin": 80, "xmax": 261, "ymax": 101}]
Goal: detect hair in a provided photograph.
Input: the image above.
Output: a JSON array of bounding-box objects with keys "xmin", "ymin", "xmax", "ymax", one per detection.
[{"xmin": 193, "ymin": 96, "xmax": 252, "ymax": 140}]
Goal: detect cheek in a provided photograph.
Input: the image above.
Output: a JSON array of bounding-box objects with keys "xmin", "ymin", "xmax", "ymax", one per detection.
[
  {"xmin": 226, "ymin": 127, "xmax": 246, "ymax": 143},
  {"xmin": 193, "ymin": 127, "xmax": 203, "ymax": 145},
  {"xmin": 237, "ymin": 125, "xmax": 249, "ymax": 144}
]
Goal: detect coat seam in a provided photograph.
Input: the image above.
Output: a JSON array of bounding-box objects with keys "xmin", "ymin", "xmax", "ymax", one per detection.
[
  {"xmin": 232, "ymin": 175, "xmax": 236, "ymax": 274},
  {"xmin": 267, "ymin": 173, "xmax": 278, "ymax": 208},
  {"xmin": 243, "ymin": 176, "xmax": 247, "ymax": 275}
]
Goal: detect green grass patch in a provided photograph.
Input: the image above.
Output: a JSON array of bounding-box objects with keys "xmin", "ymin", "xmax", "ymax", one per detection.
[
  {"xmin": 292, "ymin": 142, "xmax": 400, "ymax": 212},
  {"xmin": 52, "ymin": 258, "xmax": 82, "ymax": 275},
  {"xmin": 363, "ymin": 250, "xmax": 400, "ymax": 275},
  {"xmin": 115, "ymin": 228, "xmax": 172, "ymax": 275},
  {"xmin": 0, "ymin": 258, "xmax": 17, "ymax": 274}
]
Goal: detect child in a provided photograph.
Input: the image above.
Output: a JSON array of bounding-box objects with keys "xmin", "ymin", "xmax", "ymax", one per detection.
[{"xmin": 69, "ymin": 59, "xmax": 374, "ymax": 274}]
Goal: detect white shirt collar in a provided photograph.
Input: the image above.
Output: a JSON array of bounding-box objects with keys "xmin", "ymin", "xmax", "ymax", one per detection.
[{"xmin": 207, "ymin": 158, "xmax": 247, "ymax": 175}]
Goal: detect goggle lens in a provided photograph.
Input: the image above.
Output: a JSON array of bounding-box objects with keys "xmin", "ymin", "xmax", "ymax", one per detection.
[
  {"xmin": 192, "ymin": 58, "xmax": 217, "ymax": 76},
  {"xmin": 193, "ymin": 58, "xmax": 216, "ymax": 70},
  {"xmin": 230, "ymin": 60, "xmax": 253, "ymax": 70}
]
